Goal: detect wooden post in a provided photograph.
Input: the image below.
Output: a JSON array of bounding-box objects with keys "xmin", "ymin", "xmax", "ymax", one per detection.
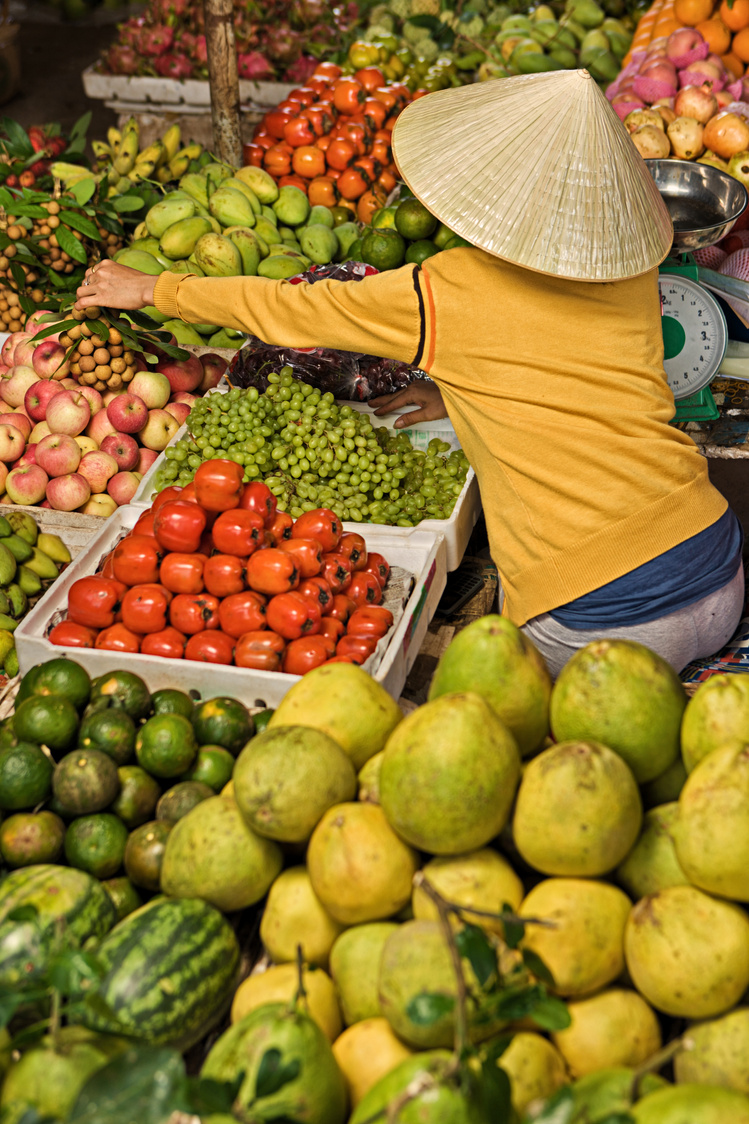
[{"xmin": 202, "ymin": 0, "xmax": 242, "ymax": 167}]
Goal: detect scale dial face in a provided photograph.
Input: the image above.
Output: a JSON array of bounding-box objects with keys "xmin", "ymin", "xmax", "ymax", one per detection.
[{"xmin": 658, "ymin": 274, "xmax": 727, "ymax": 400}]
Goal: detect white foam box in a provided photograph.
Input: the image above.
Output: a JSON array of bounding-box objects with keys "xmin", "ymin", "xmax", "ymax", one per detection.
[
  {"xmin": 15, "ymin": 506, "xmax": 447, "ymax": 707},
  {"xmin": 82, "ymin": 65, "xmax": 295, "ymax": 113}
]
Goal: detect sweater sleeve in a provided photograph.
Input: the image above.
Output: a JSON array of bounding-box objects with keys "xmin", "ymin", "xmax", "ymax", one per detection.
[{"xmin": 152, "ymin": 264, "xmax": 424, "ymax": 365}]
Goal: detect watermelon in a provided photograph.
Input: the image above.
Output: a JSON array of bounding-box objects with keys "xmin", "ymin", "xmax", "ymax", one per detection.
[
  {"xmin": 0, "ymin": 864, "xmax": 116, "ymax": 988},
  {"xmin": 80, "ymin": 897, "xmax": 240, "ymax": 1049}
]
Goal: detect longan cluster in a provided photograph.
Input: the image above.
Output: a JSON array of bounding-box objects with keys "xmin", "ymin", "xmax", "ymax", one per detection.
[
  {"xmin": 0, "ymin": 289, "xmax": 30, "ymax": 332},
  {"xmin": 60, "ymin": 306, "xmax": 137, "ymax": 393}
]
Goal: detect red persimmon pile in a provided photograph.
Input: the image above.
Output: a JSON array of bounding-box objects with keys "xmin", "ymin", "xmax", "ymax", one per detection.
[{"xmin": 51, "ymin": 459, "xmax": 394, "ymax": 676}]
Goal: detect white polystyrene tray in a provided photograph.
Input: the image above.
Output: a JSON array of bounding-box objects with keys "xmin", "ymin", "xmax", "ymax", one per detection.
[
  {"xmin": 15, "ymin": 505, "xmax": 447, "ymax": 707},
  {"xmin": 82, "ymin": 66, "xmax": 295, "ymax": 112}
]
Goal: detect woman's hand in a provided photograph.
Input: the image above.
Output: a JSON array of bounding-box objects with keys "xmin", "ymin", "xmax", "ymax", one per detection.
[
  {"xmin": 75, "ymin": 260, "xmax": 157, "ymax": 313},
  {"xmin": 369, "ymin": 381, "xmax": 447, "ymax": 428}
]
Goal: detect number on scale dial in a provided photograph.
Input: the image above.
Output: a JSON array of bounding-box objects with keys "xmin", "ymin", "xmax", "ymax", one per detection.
[{"xmin": 658, "ymin": 274, "xmax": 727, "ymax": 400}]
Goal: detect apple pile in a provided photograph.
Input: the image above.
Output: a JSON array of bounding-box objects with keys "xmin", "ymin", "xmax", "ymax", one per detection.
[{"xmin": 0, "ymin": 316, "xmax": 228, "ymax": 517}]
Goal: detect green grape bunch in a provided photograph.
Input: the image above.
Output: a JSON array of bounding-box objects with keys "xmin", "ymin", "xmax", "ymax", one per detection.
[{"xmin": 154, "ymin": 367, "xmax": 470, "ymax": 527}]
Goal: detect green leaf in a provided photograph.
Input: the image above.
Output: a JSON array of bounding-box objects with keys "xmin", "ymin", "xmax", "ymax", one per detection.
[
  {"xmin": 7, "ymin": 904, "xmax": 38, "ymax": 922},
  {"xmin": 455, "ymin": 923, "xmax": 497, "ymax": 989},
  {"xmin": 477, "ymin": 1059, "xmax": 512, "ymax": 1123},
  {"xmin": 70, "ymin": 111, "xmax": 92, "ymax": 141},
  {"xmin": 10, "ymin": 262, "xmax": 26, "ymax": 291},
  {"xmin": 68, "ymin": 1045, "xmax": 186, "ymax": 1124},
  {"xmin": 66, "ymin": 137, "xmax": 87, "ymax": 156},
  {"xmin": 111, "ymin": 195, "xmax": 146, "ymax": 213},
  {"xmin": 596, "ymin": 1116, "xmax": 636, "ymax": 1124},
  {"xmin": 184, "ymin": 1072, "xmax": 244, "ymax": 1115},
  {"xmin": 481, "ymin": 1034, "xmax": 514, "ymax": 1064},
  {"xmin": 0, "ymin": 990, "xmax": 27, "ymax": 1027},
  {"xmin": 70, "ymin": 178, "xmax": 97, "ymax": 207},
  {"xmin": 406, "ymin": 14, "xmax": 442, "ymax": 29},
  {"xmin": 11, "ymin": 204, "xmax": 48, "ymax": 219},
  {"xmin": 59, "ymin": 210, "xmax": 100, "ymax": 240},
  {"xmin": 88, "ymin": 320, "xmax": 110, "ymax": 343},
  {"xmin": 1, "ymin": 118, "xmax": 33, "ymax": 156},
  {"xmin": 83, "ymin": 992, "xmax": 124, "ymax": 1024},
  {"xmin": 531, "ymin": 1086, "xmax": 575, "ymax": 1124},
  {"xmin": 55, "ymin": 224, "xmax": 88, "ymax": 265},
  {"xmin": 528, "ymin": 995, "xmax": 571, "ymax": 1033},
  {"xmin": 31, "ymin": 318, "xmax": 77, "ymax": 343},
  {"xmin": 19, "ymin": 294, "xmax": 34, "ymax": 317},
  {"xmin": 522, "ymin": 948, "xmax": 556, "ymax": 988},
  {"xmin": 494, "ymin": 984, "xmax": 545, "ymax": 1022},
  {"xmin": 405, "ymin": 991, "xmax": 455, "ymax": 1027},
  {"xmin": 502, "ymin": 904, "xmax": 524, "ymax": 950},
  {"xmin": 0, "ymin": 186, "xmax": 14, "ymax": 209},
  {"xmin": 255, "ymin": 1047, "xmax": 301, "ymax": 1099}
]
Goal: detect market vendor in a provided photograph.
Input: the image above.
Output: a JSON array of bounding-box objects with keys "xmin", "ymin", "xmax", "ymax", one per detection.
[{"xmin": 76, "ymin": 69, "xmax": 744, "ymax": 677}]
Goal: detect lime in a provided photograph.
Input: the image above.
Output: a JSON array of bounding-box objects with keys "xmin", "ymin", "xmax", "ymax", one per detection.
[
  {"xmin": 330, "ymin": 205, "xmax": 354, "ymax": 227},
  {"xmin": 0, "ymin": 719, "xmax": 16, "ymax": 749},
  {"xmin": 394, "ymin": 197, "xmax": 437, "ymax": 241},
  {"xmin": 135, "ymin": 714, "xmax": 197, "ymax": 778},
  {"xmin": 182, "ymin": 746, "xmax": 234, "ymax": 792},
  {"xmin": 192, "ymin": 698, "xmax": 253, "ymax": 757},
  {"xmin": 17, "ymin": 659, "xmax": 91, "ymax": 712},
  {"xmin": 156, "ymin": 780, "xmax": 213, "ymax": 824},
  {"xmin": 78, "ymin": 708, "xmax": 136, "ymax": 766},
  {"xmin": 372, "ymin": 205, "xmax": 399, "ymax": 230},
  {"xmin": 110, "ymin": 766, "xmax": 161, "ymax": 829},
  {"xmin": 13, "ymin": 696, "xmax": 79, "ymax": 755},
  {"xmin": 0, "ymin": 742, "xmax": 53, "ymax": 810},
  {"xmin": 360, "ymin": 228, "xmax": 406, "ymax": 272},
  {"xmin": 65, "ymin": 813, "xmax": 128, "ymax": 879},
  {"xmin": 433, "ymin": 221, "xmax": 457, "ymax": 250},
  {"xmin": 90, "ymin": 671, "xmax": 151, "ymax": 722},
  {"xmin": 53, "ymin": 749, "xmax": 120, "ymax": 816},
  {"xmin": 253, "ymin": 708, "xmax": 275, "ymax": 734},
  {"xmin": 0, "ymin": 811, "xmax": 65, "ymax": 867},
  {"xmin": 102, "ymin": 876, "xmax": 142, "ymax": 922},
  {"xmin": 443, "ymin": 234, "xmax": 472, "ymax": 250},
  {"xmin": 405, "ymin": 239, "xmax": 440, "ymax": 265},
  {"xmin": 124, "ymin": 820, "xmax": 172, "ymax": 891},
  {"xmin": 344, "ymin": 237, "xmax": 362, "ymax": 262},
  {"xmin": 151, "ymin": 689, "xmax": 195, "ymax": 720}
]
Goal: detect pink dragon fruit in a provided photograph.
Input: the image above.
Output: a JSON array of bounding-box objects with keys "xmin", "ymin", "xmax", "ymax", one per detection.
[
  {"xmin": 283, "ymin": 54, "xmax": 318, "ymax": 84},
  {"xmin": 193, "ymin": 33, "xmax": 208, "ymax": 64},
  {"xmin": 119, "ymin": 17, "xmax": 146, "ymax": 47},
  {"xmin": 104, "ymin": 43, "xmax": 140, "ymax": 75},
  {"xmin": 138, "ymin": 23, "xmax": 175, "ymax": 57},
  {"xmin": 151, "ymin": 0, "xmax": 189, "ymax": 19},
  {"xmin": 290, "ymin": 0, "xmax": 328, "ymax": 25},
  {"xmin": 154, "ymin": 52, "xmax": 193, "ymax": 78},
  {"xmin": 262, "ymin": 24, "xmax": 303, "ymax": 64},
  {"xmin": 237, "ymin": 51, "xmax": 275, "ymax": 80}
]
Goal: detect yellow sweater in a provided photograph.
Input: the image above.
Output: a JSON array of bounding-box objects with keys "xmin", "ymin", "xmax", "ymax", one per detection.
[{"xmin": 153, "ymin": 247, "xmax": 726, "ymax": 626}]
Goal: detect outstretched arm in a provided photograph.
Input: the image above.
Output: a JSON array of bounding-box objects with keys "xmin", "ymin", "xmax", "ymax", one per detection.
[
  {"xmin": 76, "ymin": 261, "xmax": 156, "ymax": 311},
  {"xmin": 369, "ymin": 381, "xmax": 447, "ymax": 428}
]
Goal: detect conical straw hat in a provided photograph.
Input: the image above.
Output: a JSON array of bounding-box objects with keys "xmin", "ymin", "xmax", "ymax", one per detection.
[{"xmin": 391, "ymin": 70, "xmax": 674, "ymax": 283}]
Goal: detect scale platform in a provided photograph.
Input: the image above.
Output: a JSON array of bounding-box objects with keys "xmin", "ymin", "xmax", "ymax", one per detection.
[{"xmin": 659, "ymin": 256, "xmax": 724, "ymax": 424}]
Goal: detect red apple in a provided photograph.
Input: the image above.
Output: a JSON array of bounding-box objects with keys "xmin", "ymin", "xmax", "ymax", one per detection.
[
  {"xmin": 172, "ymin": 392, "xmax": 198, "ymax": 407},
  {"xmin": 29, "ymin": 420, "xmax": 51, "ymax": 445},
  {"xmin": 100, "ymin": 433, "xmax": 140, "ymax": 471},
  {"xmin": 86, "ymin": 410, "xmax": 118, "ymax": 445},
  {"xmin": 156, "ymin": 354, "xmax": 203, "ymax": 393},
  {"xmin": 102, "ymin": 389, "xmax": 122, "ymax": 407},
  {"xmin": 139, "ymin": 408, "xmax": 180, "ymax": 451},
  {"xmin": 106, "ymin": 393, "xmax": 148, "ymax": 435},
  {"xmin": 24, "ymin": 308, "xmax": 55, "ymax": 331},
  {"xmin": 164, "ymin": 401, "xmax": 190, "ymax": 426},
  {"xmin": 77, "ymin": 386, "xmax": 104, "ymax": 416},
  {"xmin": 198, "ymin": 352, "xmax": 228, "ymax": 393},
  {"xmin": 32, "ymin": 339, "xmax": 69, "ymax": 380},
  {"xmin": 0, "ymin": 426, "xmax": 25, "ymax": 464},
  {"xmin": 5, "ymin": 463, "xmax": 48, "ymax": 505},
  {"xmin": 136, "ymin": 447, "xmax": 159, "ymax": 475},
  {"xmin": 1, "ymin": 332, "xmax": 30, "ymax": 367},
  {"xmin": 36, "ymin": 433, "xmax": 82, "ymax": 477},
  {"xmin": 24, "ymin": 379, "xmax": 64, "ymax": 422},
  {"xmin": 0, "ymin": 413, "xmax": 31, "ymax": 442},
  {"xmin": 45, "ymin": 390, "xmax": 91, "ymax": 437},
  {"xmin": 107, "ymin": 470, "xmax": 142, "ymax": 506},
  {"xmin": 46, "ymin": 472, "xmax": 91, "ymax": 511},
  {"xmin": 129, "ymin": 370, "xmax": 171, "ymax": 409},
  {"xmin": 79, "ymin": 493, "xmax": 118, "ymax": 517},
  {"xmin": 0, "ymin": 366, "xmax": 41, "ymax": 408},
  {"xmin": 13, "ymin": 444, "xmax": 37, "ymax": 469},
  {"xmin": 78, "ymin": 450, "xmax": 119, "ymax": 493}
]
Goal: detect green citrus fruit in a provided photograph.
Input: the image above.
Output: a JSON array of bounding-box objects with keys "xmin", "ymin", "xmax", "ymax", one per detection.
[
  {"xmin": 433, "ymin": 221, "xmax": 456, "ymax": 249},
  {"xmin": 135, "ymin": 714, "xmax": 197, "ymax": 778},
  {"xmin": 78, "ymin": 707, "xmax": 136, "ymax": 766},
  {"xmin": 102, "ymin": 876, "xmax": 142, "ymax": 921},
  {"xmin": 443, "ymin": 234, "xmax": 472, "ymax": 250},
  {"xmin": 0, "ymin": 810, "xmax": 65, "ymax": 867},
  {"xmin": 405, "ymin": 238, "xmax": 439, "ymax": 265},
  {"xmin": 191, "ymin": 698, "xmax": 253, "ymax": 757},
  {"xmin": 151, "ymin": 689, "xmax": 195, "ymax": 720},
  {"xmin": 0, "ymin": 719, "xmax": 16, "ymax": 749},
  {"xmin": 17, "ymin": 659, "xmax": 91, "ymax": 712},
  {"xmin": 182, "ymin": 746, "xmax": 235, "ymax": 792},
  {"xmin": 372, "ymin": 205, "xmax": 399, "ymax": 230},
  {"xmin": 330, "ymin": 205, "xmax": 354, "ymax": 227},
  {"xmin": 52, "ymin": 749, "xmax": 120, "ymax": 816},
  {"xmin": 360, "ymin": 228, "xmax": 406, "ymax": 271},
  {"xmin": 394, "ymin": 197, "xmax": 437, "ymax": 241},
  {"xmin": 253, "ymin": 708, "xmax": 275, "ymax": 735},
  {"xmin": 13, "ymin": 696, "xmax": 79, "ymax": 755},
  {"xmin": 65, "ymin": 813, "xmax": 128, "ymax": 879},
  {"xmin": 110, "ymin": 766, "xmax": 161, "ymax": 829},
  {"xmin": 124, "ymin": 820, "xmax": 172, "ymax": 891},
  {"xmin": 0, "ymin": 742, "xmax": 53, "ymax": 810},
  {"xmin": 155, "ymin": 780, "xmax": 214, "ymax": 824},
  {"xmin": 90, "ymin": 671, "xmax": 151, "ymax": 722}
]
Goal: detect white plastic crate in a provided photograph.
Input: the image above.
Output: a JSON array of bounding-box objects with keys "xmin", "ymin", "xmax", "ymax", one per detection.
[
  {"xmin": 15, "ymin": 506, "xmax": 447, "ymax": 707},
  {"xmin": 82, "ymin": 65, "xmax": 295, "ymax": 113}
]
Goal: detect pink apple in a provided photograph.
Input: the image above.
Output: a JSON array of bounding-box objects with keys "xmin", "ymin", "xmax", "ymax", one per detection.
[
  {"xmin": 100, "ymin": 433, "xmax": 140, "ymax": 471},
  {"xmin": 5, "ymin": 463, "xmax": 48, "ymax": 505},
  {"xmin": 45, "ymin": 391, "xmax": 91, "ymax": 437},
  {"xmin": 0, "ymin": 366, "xmax": 41, "ymax": 408},
  {"xmin": 74, "ymin": 436, "xmax": 99, "ymax": 456},
  {"xmin": 198, "ymin": 352, "xmax": 228, "ymax": 393},
  {"xmin": 107, "ymin": 470, "xmax": 142, "ymax": 506},
  {"xmin": 58, "ymin": 378, "xmax": 78, "ymax": 390},
  {"xmin": 0, "ymin": 413, "xmax": 31, "ymax": 441},
  {"xmin": 32, "ymin": 339, "xmax": 69, "ymax": 380},
  {"xmin": 77, "ymin": 386, "xmax": 103, "ymax": 416},
  {"xmin": 0, "ymin": 463, "xmax": 8, "ymax": 495},
  {"xmin": 172, "ymin": 392, "xmax": 198, "ymax": 407},
  {"xmin": 86, "ymin": 410, "xmax": 117, "ymax": 445},
  {"xmin": 0, "ymin": 402, "xmax": 13, "ymax": 415},
  {"xmin": 0, "ymin": 426, "xmax": 25, "ymax": 464},
  {"xmin": 13, "ymin": 339, "xmax": 39, "ymax": 369},
  {"xmin": 36, "ymin": 433, "xmax": 82, "ymax": 478},
  {"xmin": 12, "ymin": 444, "xmax": 37, "ymax": 469},
  {"xmin": 102, "ymin": 389, "xmax": 122, "ymax": 407},
  {"xmin": 139, "ymin": 409, "xmax": 180, "ymax": 451},
  {"xmin": 30, "ymin": 420, "xmax": 51, "ymax": 444},
  {"xmin": 46, "ymin": 472, "xmax": 91, "ymax": 512},
  {"xmin": 24, "ymin": 379, "xmax": 64, "ymax": 422},
  {"xmin": 136, "ymin": 447, "xmax": 158, "ymax": 475},
  {"xmin": 24, "ymin": 309, "xmax": 55, "ymax": 331},
  {"xmin": 129, "ymin": 370, "xmax": 171, "ymax": 410},
  {"xmin": 156, "ymin": 354, "xmax": 203, "ymax": 394},
  {"xmin": 1, "ymin": 332, "xmax": 30, "ymax": 367},
  {"xmin": 78, "ymin": 450, "xmax": 119, "ymax": 494},
  {"xmin": 79, "ymin": 493, "xmax": 117, "ymax": 517},
  {"xmin": 106, "ymin": 393, "xmax": 148, "ymax": 435},
  {"xmin": 164, "ymin": 401, "xmax": 190, "ymax": 427}
]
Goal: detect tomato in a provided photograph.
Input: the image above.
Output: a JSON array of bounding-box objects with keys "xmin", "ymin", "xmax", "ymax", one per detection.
[
  {"xmin": 68, "ymin": 576, "xmax": 126, "ymax": 630},
  {"xmin": 113, "ymin": 535, "xmax": 163, "ymax": 586},
  {"xmin": 266, "ymin": 591, "xmax": 321, "ymax": 640},
  {"xmin": 49, "ymin": 621, "xmax": 98, "ymax": 648},
  {"xmin": 328, "ymin": 593, "xmax": 357, "ymax": 624},
  {"xmin": 347, "ymin": 605, "xmax": 394, "ymax": 638},
  {"xmin": 203, "ymin": 554, "xmax": 246, "ymax": 598},
  {"xmin": 265, "ymin": 107, "xmax": 296, "ymax": 139},
  {"xmin": 153, "ymin": 500, "xmax": 207, "ymax": 553},
  {"xmin": 282, "ymin": 635, "xmax": 331, "ymax": 675},
  {"xmin": 313, "ymin": 61, "xmax": 342, "ymax": 81},
  {"xmin": 266, "ymin": 510, "xmax": 294, "ymax": 545},
  {"xmin": 338, "ymin": 532, "xmax": 368, "ymax": 570},
  {"xmin": 169, "ymin": 592, "xmax": 220, "ymax": 635},
  {"xmin": 95, "ymin": 623, "xmax": 142, "ymax": 654},
  {"xmin": 141, "ymin": 626, "xmax": 187, "ymax": 659},
  {"xmin": 354, "ymin": 66, "xmax": 386, "ymax": 92},
  {"xmin": 133, "ymin": 510, "xmax": 156, "ymax": 538},
  {"xmin": 235, "ymin": 630, "xmax": 286, "ymax": 671},
  {"xmin": 121, "ymin": 584, "xmax": 170, "ymax": 634},
  {"xmin": 151, "ymin": 485, "xmax": 184, "ymax": 513},
  {"xmin": 246, "ymin": 549, "xmax": 299, "ymax": 595},
  {"xmin": 239, "ymin": 481, "xmax": 277, "ymax": 524},
  {"xmin": 321, "ymin": 552, "xmax": 352, "ymax": 593},
  {"xmin": 333, "ymin": 78, "xmax": 366, "ymax": 115},
  {"xmin": 319, "ymin": 615, "xmax": 346, "ymax": 645},
  {"xmin": 159, "ymin": 552, "xmax": 205, "ymax": 595},
  {"xmin": 185, "ymin": 630, "xmax": 235, "ymax": 664},
  {"xmin": 292, "ymin": 145, "xmax": 326, "ymax": 179},
  {"xmin": 278, "ymin": 537, "xmax": 323, "ymax": 579},
  {"xmin": 218, "ymin": 591, "xmax": 267, "ymax": 638},
  {"xmin": 347, "ymin": 571, "xmax": 383, "ymax": 607},
  {"xmin": 194, "ymin": 459, "xmax": 244, "ymax": 512},
  {"xmin": 364, "ymin": 551, "xmax": 390, "ymax": 587},
  {"xmin": 293, "ymin": 509, "xmax": 341, "ymax": 552},
  {"xmin": 212, "ymin": 509, "xmax": 265, "ymax": 557},
  {"xmin": 297, "ymin": 575, "xmax": 333, "ymax": 613},
  {"xmin": 283, "ymin": 115, "xmax": 316, "ymax": 148},
  {"xmin": 336, "ymin": 634, "xmax": 377, "ymax": 662}
]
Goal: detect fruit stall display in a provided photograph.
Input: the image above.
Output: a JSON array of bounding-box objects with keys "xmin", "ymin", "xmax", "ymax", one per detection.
[{"xmin": 0, "ymin": 620, "xmax": 748, "ymax": 1121}]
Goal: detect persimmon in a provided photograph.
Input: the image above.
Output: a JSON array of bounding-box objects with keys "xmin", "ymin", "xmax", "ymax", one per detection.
[
  {"xmin": 371, "ymin": 140, "xmax": 391, "ymax": 165},
  {"xmin": 377, "ymin": 169, "xmax": 398, "ymax": 193},
  {"xmin": 253, "ymin": 134, "xmax": 275, "ymax": 151},
  {"xmin": 284, "ymin": 116, "xmax": 316, "ymax": 147},
  {"xmin": 327, "ymin": 167, "xmax": 341, "ymax": 182},
  {"xmin": 372, "ymin": 87, "xmax": 398, "ymax": 112},
  {"xmin": 696, "ymin": 17, "xmax": 732, "ymax": 53},
  {"xmin": 301, "ymin": 104, "xmax": 336, "ymax": 136},
  {"xmin": 354, "ymin": 66, "xmax": 386, "ymax": 92},
  {"xmin": 720, "ymin": 0, "xmax": 749, "ymax": 29},
  {"xmin": 313, "ymin": 61, "xmax": 342, "ymax": 81},
  {"xmin": 243, "ymin": 144, "xmax": 265, "ymax": 167},
  {"xmin": 292, "ymin": 144, "xmax": 327, "ymax": 178},
  {"xmin": 315, "ymin": 133, "xmax": 333, "ymax": 152},
  {"xmin": 263, "ymin": 143, "xmax": 293, "ymax": 177},
  {"xmin": 336, "ymin": 122, "xmax": 371, "ymax": 156},
  {"xmin": 326, "ymin": 137, "xmax": 357, "ymax": 170},
  {"xmin": 333, "ymin": 78, "xmax": 367, "ymax": 115},
  {"xmin": 362, "ymin": 98, "xmax": 388, "ymax": 129},
  {"xmin": 308, "ymin": 176, "xmax": 338, "ymax": 207},
  {"xmin": 357, "ymin": 187, "xmax": 388, "ymax": 224},
  {"xmin": 306, "ymin": 76, "xmax": 333, "ymax": 95},
  {"xmin": 265, "ymin": 107, "xmax": 296, "ymax": 139},
  {"xmin": 278, "ymin": 173, "xmax": 309, "ymax": 192},
  {"xmin": 337, "ymin": 166, "xmax": 370, "ymax": 200},
  {"xmin": 287, "ymin": 86, "xmax": 317, "ymax": 106}
]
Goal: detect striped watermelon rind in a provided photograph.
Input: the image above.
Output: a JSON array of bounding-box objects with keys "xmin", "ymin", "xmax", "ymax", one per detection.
[
  {"xmin": 0, "ymin": 864, "xmax": 116, "ymax": 988},
  {"xmin": 80, "ymin": 897, "xmax": 241, "ymax": 1050}
]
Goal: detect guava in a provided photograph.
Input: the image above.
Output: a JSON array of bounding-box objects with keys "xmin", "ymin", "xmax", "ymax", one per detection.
[
  {"xmin": 329, "ymin": 922, "xmax": 399, "ymax": 1026},
  {"xmin": 259, "ymin": 866, "xmax": 346, "ymax": 968},
  {"xmin": 230, "ymin": 963, "xmax": 342, "ymax": 1042},
  {"xmin": 680, "ymin": 673, "xmax": 749, "ymax": 773},
  {"xmin": 567, "ymin": 1069, "xmax": 668, "ymax": 1123},
  {"xmin": 499, "ymin": 1032, "xmax": 568, "ymax": 1116},
  {"xmin": 615, "ymin": 803, "xmax": 689, "ymax": 900},
  {"xmin": 349, "ymin": 1050, "xmax": 486, "ymax": 1124},
  {"xmin": 332, "ymin": 1017, "xmax": 413, "ymax": 1108},
  {"xmin": 552, "ymin": 988, "xmax": 661, "ymax": 1077},
  {"xmin": 411, "ymin": 848, "xmax": 524, "ymax": 934},
  {"xmin": 640, "ymin": 757, "xmax": 687, "ymax": 808},
  {"xmin": 674, "ymin": 1007, "xmax": 749, "ymax": 1091},
  {"xmin": 631, "ymin": 1083, "xmax": 749, "ymax": 1123}
]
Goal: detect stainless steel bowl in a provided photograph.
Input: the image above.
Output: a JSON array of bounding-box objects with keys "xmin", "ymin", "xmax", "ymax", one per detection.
[{"xmin": 646, "ymin": 159, "xmax": 748, "ymax": 253}]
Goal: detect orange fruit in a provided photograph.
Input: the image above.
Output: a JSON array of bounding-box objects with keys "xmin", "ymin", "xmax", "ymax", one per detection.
[
  {"xmin": 722, "ymin": 49, "xmax": 745, "ymax": 77},
  {"xmin": 675, "ymin": 0, "xmax": 714, "ymax": 27},
  {"xmin": 721, "ymin": 0, "xmax": 749, "ymax": 31},
  {"xmin": 697, "ymin": 17, "xmax": 732, "ymax": 53},
  {"xmin": 733, "ymin": 25, "xmax": 749, "ymax": 58},
  {"xmin": 653, "ymin": 17, "xmax": 683, "ymax": 35}
]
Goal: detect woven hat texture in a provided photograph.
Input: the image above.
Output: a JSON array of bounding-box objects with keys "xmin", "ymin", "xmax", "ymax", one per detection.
[{"xmin": 391, "ymin": 70, "xmax": 674, "ymax": 282}]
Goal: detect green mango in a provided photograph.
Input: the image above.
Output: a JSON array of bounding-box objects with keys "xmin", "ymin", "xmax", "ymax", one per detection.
[
  {"xmin": 553, "ymin": 25, "xmax": 579, "ymax": 47},
  {"xmin": 548, "ymin": 42, "xmax": 579, "ymax": 66},
  {"xmin": 228, "ymin": 228, "xmax": 264, "ymax": 276},
  {"xmin": 179, "ymin": 172, "xmax": 210, "ymax": 210},
  {"xmin": 567, "ymin": 0, "xmax": 605, "ymax": 27},
  {"xmin": 161, "ymin": 319, "xmax": 206, "ymax": 347},
  {"xmin": 16, "ymin": 566, "xmax": 41, "ymax": 597},
  {"xmin": 114, "ymin": 248, "xmax": 165, "ymax": 276},
  {"xmin": 257, "ymin": 255, "xmax": 307, "ymax": 280},
  {"xmin": 0, "ymin": 590, "xmax": 9, "ymax": 615},
  {"xmin": 1, "ymin": 535, "xmax": 33, "ymax": 564},
  {"xmin": 202, "ymin": 162, "xmax": 233, "ymax": 186},
  {"xmin": 0, "ymin": 614, "xmax": 18, "ymax": 633},
  {"xmin": 272, "ymin": 185, "xmax": 310, "ymax": 228},
  {"xmin": 529, "ymin": 18, "xmax": 560, "ymax": 43},
  {"xmin": 209, "ymin": 184, "xmax": 257, "ymax": 229},
  {"xmin": 234, "ymin": 166, "xmax": 279, "ymax": 205},
  {"xmin": 159, "ymin": 216, "xmax": 213, "ymax": 260},
  {"xmin": 24, "ymin": 547, "xmax": 58, "ymax": 581},
  {"xmin": 267, "ymin": 244, "xmax": 308, "ymax": 260},
  {"xmin": 4, "ymin": 648, "xmax": 17, "ymax": 680},
  {"xmin": 334, "ymin": 222, "xmax": 360, "ymax": 261},
  {"xmin": 278, "ymin": 226, "xmax": 299, "ymax": 243},
  {"xmin": 5, "ymin": 583, "xmax": 27, "ymax": 619},
  {"xmin": 260, "ymin": 205, "xmax": 277, "ymax": 225},
  {"xmin": 190, "ymin": 199, "xmax": 222, "ymax": 234},
  {"xmin": 167, "ymin": 259, "xmax": 200, "ymax": 275},
  {"xmin": 300, "ymin": 224, "xmax": 338, "ymax": 266},
  {"xmin": 0, "ymin": 516, "xmax": 11, "ymax": 538},
  {"xmin": 580, "ymin": 27, "xmax": 611, "ymax": 57},
  {"xmin": 255, "ymin": 217, "xmax": 280, "ymax": 247},
  {"xmin": 193, "ymin": 233, "xmax": 243, "ymax": 277},
  {"xmin": 563, "ymin": 17, "xmax": 588, "ymax": 40},
  {"xmin": 141, "ymin": 305, "xmax": 170, "ymax": 323},
  {"xmin": 606, "ymin": 29, "xmax": 632, "ymax": 58},
  {"xmin": 226, "ymin": 178, "xmax": 261, "ymax": 216},
  {"xmin": 308, "ymin": 205, "xmax": 335, "ymax": 230},
  {"xmin": 193, "ymin": 323, "xmax": 219, "ymax": 335},
  {"xmin": 128, "ymin": 238, "xmax": 172, "ymax": 268},
  {"xmin": 4, "ymin": 512, "xmax": 35, "ymax": 544},
  {"xmin": 145, "ymin": 196, "xmax": 196, "ymax": 239},
  {"xmin": 342, "ymin": 238, "xmax": 362, "ymax": 262},
  {"xmin": 208, "ymin": 328, "xmax": 244, "ymax": 349},
  {"xmin": 0, "ymin": 542, "xmax": 17, "ymax": 586},
  {"xmin": 501, "ymin": 13, "xmax": 533, "ymax": 30},
  {"xmin": 512, "ymin": 46, "xmax": 564, "ymax": 70},
  {"xmin": 584, "ymin": 44, "xmax": 620, "ymax": 80},
  {"xmin": 225, "ymin": 225, "xmax": 268, "ymax": 257}
]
